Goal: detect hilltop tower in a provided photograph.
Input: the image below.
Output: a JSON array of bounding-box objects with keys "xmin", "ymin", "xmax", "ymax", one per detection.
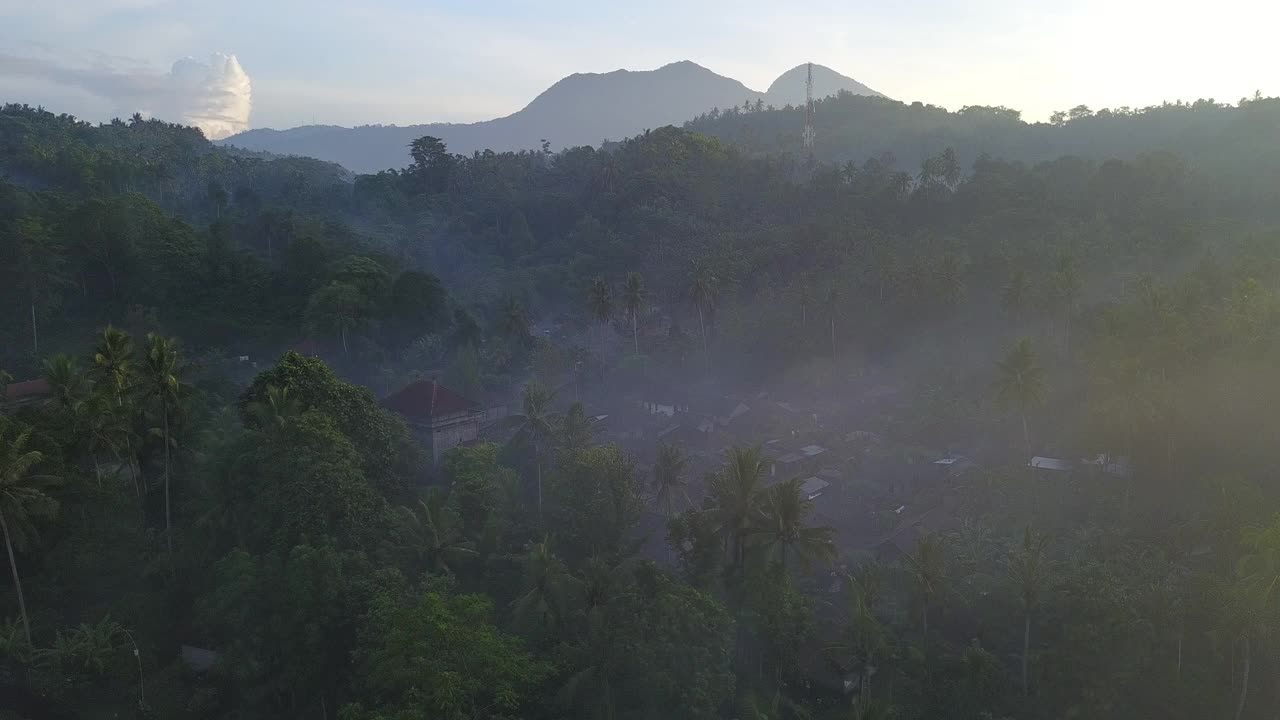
[{"xmin": 802, "ymin": 62, "xmax": 816, "ymax": 151}]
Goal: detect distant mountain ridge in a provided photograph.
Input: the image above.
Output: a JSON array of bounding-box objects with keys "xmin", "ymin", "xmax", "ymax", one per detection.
[{"xmin": 219, "ymin": 61, "xmax": 881, "ymax": 173}]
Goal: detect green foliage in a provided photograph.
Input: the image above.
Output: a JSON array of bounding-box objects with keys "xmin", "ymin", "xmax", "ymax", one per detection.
[
  {"xmin": 241, "ymin": 351, "xmax": 421, "ymax": 500},
  {"xmin": 346, "ymin": 588, "xmax": 550, "ymax": 720},
  {"xmin": 549, "ymin": 444, "xmax": 642, "ymax": 563}
]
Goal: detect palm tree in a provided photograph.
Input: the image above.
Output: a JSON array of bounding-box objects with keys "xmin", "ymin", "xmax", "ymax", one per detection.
[
  {"xmin": 393, "ymin": 488, "xmax": 477, "ymax": 575},
  {"xmin": 246, "ymin": 383, "xmax": 302, "ymax": 431},
  {"xmin": 509, "ymin": 381, "xmax": 556, "ymax": 524},
  {"xmin": 92, "ymin": 326, "xmax": 135, "ymax": 401},
  {"xmin": 688, "ymin": 263, "xmax": 718, "ymax": 371},
  {"xmin": 1051, "ymin": 253, "xmax": 1081, "ymax": 353},
  {"xmin": 651, "ymin": 442, "xmax": 689, "ymax": 516},
  {"xmin": 512, "ymin": 540, "xmax": 575, "ymax": 637},
  {"xmin": 753, "ymin": 477, "xmax": 837, "ymax": 570},
  {"xmin": 824, "ymin": 284, "xmax": 841, "ymax": 357},
  {"xmin": 828, "ymin": 566, "xmax": 889, "ymax": 701},
  {"xmin": 1234, "ymin": 515, "xmax": 1280, "ymax": 719},
  {"xmin": 557, "ymin": 402, "xmax": 596, "ymax": 454},
  {"xmin": 1001, "ymin": 269, "xmax": 1032, "ymax": 329},
  {"xmin": 621, "ymin": 272, "xmax": 646, "ymax": 356},
  {"xmin": 994, "ymin": 338, "xmax": 1047, "ymax": 460},
  {"xmin": 586, "ymin": 276, "xmax": 612, "ymax": 377},
  {"xmin": 0, "ymin": 427, "xmax": 60, "ymax": 646},
  {"xmin": 42, "ymin": 355, "xmax": 106, "ymax": 483},
  {"xmin": 142, "ymin": 333, "xmax": 182, "ymax": 556},
  {"xmin": 1004, "ymin": 527, "xmax": 1052, "ymax": 695},
  {"xmin": 901, "ymin": 532, "xmax": 948, "ymax": 644},
  {"xmin": 92, "ymin": 326, "xmax": 143, "ymax": 493},
  {"xmin": 42, "ymin": 354, "xmax": 89, "ymax": 414},
  {"xmin": 709, "ymin": 445, "xmax": 769, "ymax": 570},
  {"xmin": 499, "ymin": 296, "xmax": 530, "ymax": 345}
]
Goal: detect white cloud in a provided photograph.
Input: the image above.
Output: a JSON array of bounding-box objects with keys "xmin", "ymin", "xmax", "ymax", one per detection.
[{"xmin": 0, "ymin": 51, "xmax": 252, "ymax": 139}]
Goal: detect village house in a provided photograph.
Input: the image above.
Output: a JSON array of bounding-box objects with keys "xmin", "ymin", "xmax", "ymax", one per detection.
[
  {"xmin": 380, "ymin": 379, "xmax": 485, "ymax": 466},
  {"xmin": 2, "ymin": 378, "xmax": 50, "ymax": 412}
]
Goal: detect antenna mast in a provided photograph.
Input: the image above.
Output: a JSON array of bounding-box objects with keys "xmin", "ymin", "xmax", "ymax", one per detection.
[{"xmin": 802, "ymin": 62, "xmax": 816, "ymax": 150}]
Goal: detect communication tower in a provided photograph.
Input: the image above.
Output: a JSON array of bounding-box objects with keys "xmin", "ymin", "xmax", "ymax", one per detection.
[{"xmin": 802, "ymin": 62, "xmax": 816, "ymax": 150}]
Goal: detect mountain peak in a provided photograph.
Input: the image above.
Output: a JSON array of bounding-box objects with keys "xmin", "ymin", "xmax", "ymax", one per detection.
[
  {"xmin": 222, "ymin": 60, "xmax": 880, "ymax": 173},
  {"xmin": 765, "ymin": 63, "xmax": 882, "ymax": 106}
]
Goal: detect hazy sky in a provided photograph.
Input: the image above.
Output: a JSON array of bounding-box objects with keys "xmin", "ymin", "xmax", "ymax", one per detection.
[{"xmin": 0, "ymin": 0, "xmax": 1273, "ymax": 137}]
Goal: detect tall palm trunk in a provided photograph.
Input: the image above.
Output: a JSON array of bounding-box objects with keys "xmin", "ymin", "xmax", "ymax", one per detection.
[
  {"xmin": 632, "ymin": 311, "xmax": 639, "ymax": 356},
  {"xmin": 921, "ymin": 599, "xmax": 929, "ymax": 645},
  {"xmin": 1236, "ymin": 633, "xmax": 1251, "ymax": 720},
  {"xmin": 341, "ymin": 327, "xmax": 349, "ymax": 356},
  {"xmin": 1022, "ymin": 612, "xmax": 1031, "ymax": 695},
  {"xmin": 163, "ymin": 404, "xmax": 173, "ymax": 556},
  {"xmin": 29, "ymin": 298, "xmax": 38, "ymax": 355},
  {"xmin": 1, "ymin": 508, "xmax": 31, "ymax": 646},
  {"xmin": 830, "ymin": 316, "xmax": 836, "ymax": 357},
  {"xmin": 535, "ymin": 441, "xmax": 543, "ymax": 527}
]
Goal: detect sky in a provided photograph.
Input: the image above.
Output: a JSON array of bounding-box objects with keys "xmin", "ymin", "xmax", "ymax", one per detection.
[{"xmin": 0, "ymin": 0, "xmax": 1274, "ymax": 139}]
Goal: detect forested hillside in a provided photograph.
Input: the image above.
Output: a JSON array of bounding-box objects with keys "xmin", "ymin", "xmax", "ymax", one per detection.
[{"xmin": 4, "ymin": 94, "xmax": 1280, "ymax": 719}]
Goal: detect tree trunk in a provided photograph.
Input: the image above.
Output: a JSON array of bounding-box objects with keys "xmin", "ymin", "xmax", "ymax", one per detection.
[
  {"xmin": 1237, "ymin": 633, "xmax": 1251, "ymax": 720},
  {"xmin": 125, "ymin": 435, "xmax": 142, "ymax": 498},
  {"xmin": 1021, "ymin": 412, "xmax": 1032, "ymax": 459},
  {"xmin": 632, "ymin": 311, "xmax": 639, "ymax": 356},
  {"xmin": 341, "ymin": 326, "xmax": 348, "ymax": 356},
  {"xmin": 921, "ymin": 599, "xmax": 929, "ymax": 645},
  {"xmin": 163, "ymin": 405, "xmax": 173, "ymax": 556},
  {"xmin": 1022, "ymin": 611, "xmax": 1031, "ymax": 695},
  {"xmin": 29, "ymin": 299, "xmax": 38, "ymax": 355},
  {"xmin": 1176, "ymin": 619, "xmax": 1183, "ymax": 680},
  {"xmin": 830, "ymin": 316, "xmax": 837, "ymax": 357},
  {"xmin": 93, "ymin": 452, "xmax": 103, "ymax": 487},
  {"xmin": 535, "ymin": 443, "xmax": 543, "ymax": 527},
  {"xmin": 1, "ymin": 509, "xmax": 32, "ymax": 646}
]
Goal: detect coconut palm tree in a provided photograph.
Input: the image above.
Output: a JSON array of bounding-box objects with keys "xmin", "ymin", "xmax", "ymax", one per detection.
[
  {"xmin": 92, "ymin": 325, "xmax": 135, "ymax": 402},
  {"xmin": 901, "ymin": 532, "xmax": 948, "ymax": 644},
  {"xmin": 509, "ymin": 381, "xmax": 556, "ymax": 524},
  {"xmin": 651, "ymin": 442, "xmax": 689, "ymax": 517},
  {"xmin": 688, "ymin": 263, "xmax": 718, "ymax": 371},
  {"xmin": 0, "ymin": 426, "xmax": 60, "ymax": 646},
  {"xmin": 392, "ymin": 488, "xmax": 477, "ymax": 575},
  {"xmin": 142, "ymin": 333, "xmax": 183, "ymax": 556},
  {"xmin": 824, "ymin": 284, "xmax": 841, "ymax": 357},
  {"xmin": 709, "ymin": 445, "xmax": 769, "ymax": 570},
  {"xmin": 586, "ymin": 276, "xmax": 612, "ymax": 377},
  {"xmin": 556, "ymin": 402, "xmax": 596, "ymax": 454},
  {"xmin": 1233, "ymin": 515, "xmax": 1280, "ymax": 719},
  {"xmin": 246, "ymin": 383, "xmax": 302, "ymax": 432},
  {"xmin": 621, "ymin": 272, "xmax": 646, "ymax": 356},
  {"xmin": 1001, "ymin": 269, "xmax": 1033, "ymax": 329},
  {"xmin": 828, "ymin": 567, "xmax": 889, "ymax": 702},
  {"xmin": 92, "ymin": 326, "xmax": 141, "ymax": 490},
  {"xmin": 994, "ymin": 338, "xmax": 1047, "ymax": 460},
  {"xmin": 753, "ymin": 477, "xmax": 837, "ymax": 570},
  {"xmin": 512, "ymin": 539, "xmax": 576, "ymax": 637},
  {"xmin": 41, "ymin": 354, "xmax": 94, "ymax": 475},
  {"xmin": 1004, "ymin": 527, "xmax": 1052, "ymax": 695},
  {"xmin": 499, "ymin": 295, "xmax": 530, "ymax": 345}
]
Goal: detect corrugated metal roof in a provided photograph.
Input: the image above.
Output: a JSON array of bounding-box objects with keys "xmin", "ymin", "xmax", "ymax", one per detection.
[{"xmin": 1029, "ymin": 456, "xmax": 1070, "ymax": 472}]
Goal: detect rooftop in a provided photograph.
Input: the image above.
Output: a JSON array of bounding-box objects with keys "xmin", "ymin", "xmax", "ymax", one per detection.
[
  {"xmin": 800, "ymin": 476, "xmax": 830, "ymax": 499},
  {"xmin": 381, "ymin": 379, "xmax": 480, "ymax": 420},
  {"xmin": 1029, "ymin": 456, "xmax": 1071, "ymax": 472},
  {"xmin": 4, "ymin": 378, "xmax": 50, "ymax": 404}
]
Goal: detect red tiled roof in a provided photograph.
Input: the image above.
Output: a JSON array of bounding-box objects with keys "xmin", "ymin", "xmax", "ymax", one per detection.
[
  {"xmin": 4, "ymin": 378, "xmax": 50, "ymax": 402},
  {"xmin": 291, "ymin": 338, "xmax": 322, "ymax": 357},
  {"xmin": 381, "ymin": 379, "xmax": 479, "ymax": 420}
]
